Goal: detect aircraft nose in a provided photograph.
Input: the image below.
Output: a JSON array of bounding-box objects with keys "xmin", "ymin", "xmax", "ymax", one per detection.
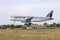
[{"xmin": 9, "ymin": 18, "xmax": 14, "ymax": 20}]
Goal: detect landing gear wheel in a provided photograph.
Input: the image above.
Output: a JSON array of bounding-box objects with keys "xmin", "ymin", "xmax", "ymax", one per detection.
[
  {"xmin": 24, "ymin": 22, "xmax": 32, "ymax": 26},
  {"xmin": 29, "ymin": 23, "xmax": 31, "ymax": 25}
]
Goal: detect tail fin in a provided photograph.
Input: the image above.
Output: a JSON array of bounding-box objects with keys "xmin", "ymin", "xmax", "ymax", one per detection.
[{"xmin": 46, "ymin": 10, "xmax": 54, "ymax": 18}]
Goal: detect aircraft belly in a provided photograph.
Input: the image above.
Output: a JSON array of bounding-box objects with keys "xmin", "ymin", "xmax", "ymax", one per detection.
[{"xmin": 31, "ymin": 18, "xmax": 49, "ymax": 22}]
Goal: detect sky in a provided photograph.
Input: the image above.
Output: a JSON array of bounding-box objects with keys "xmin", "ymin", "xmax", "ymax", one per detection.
[{"xmin": 0, "ymin": 0, "xmax": 60, "ymax": 25}]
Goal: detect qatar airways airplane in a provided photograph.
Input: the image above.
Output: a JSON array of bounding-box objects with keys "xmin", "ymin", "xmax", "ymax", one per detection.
[{"xmin": 9, "ymin": 10, "xmax": 54, "ymax": 25}]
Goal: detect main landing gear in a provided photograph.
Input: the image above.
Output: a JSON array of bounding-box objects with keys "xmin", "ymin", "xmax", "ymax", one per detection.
[{"xmin": 24, "ymin": 22, "xmax": 32, "ymax": 26}]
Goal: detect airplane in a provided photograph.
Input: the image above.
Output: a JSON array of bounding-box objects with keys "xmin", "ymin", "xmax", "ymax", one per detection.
[{"xmin": 9, "ymin": 10, "xmax": 54, "ymax": 25}]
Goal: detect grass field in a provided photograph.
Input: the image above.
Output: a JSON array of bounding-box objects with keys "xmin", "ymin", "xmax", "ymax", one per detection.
[{"xmin": 0, "ymin": 29, "xmax": 60, "ymax": 40}]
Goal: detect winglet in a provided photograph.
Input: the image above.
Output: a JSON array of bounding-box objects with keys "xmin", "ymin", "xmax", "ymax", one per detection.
[{"xmin": 47, "ymin": 10, "xmax": 54, "ymax": 18}]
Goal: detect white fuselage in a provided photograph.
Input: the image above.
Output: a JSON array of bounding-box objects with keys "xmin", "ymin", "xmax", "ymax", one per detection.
[{"xmin": 9, "ymin": 16, "xmax": 53, "ymax": 22}]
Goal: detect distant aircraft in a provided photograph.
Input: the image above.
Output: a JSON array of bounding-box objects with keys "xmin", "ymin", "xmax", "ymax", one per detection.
[{"xmin": 9, "ymin": 10, "xmax": 54, "ymax": 25}]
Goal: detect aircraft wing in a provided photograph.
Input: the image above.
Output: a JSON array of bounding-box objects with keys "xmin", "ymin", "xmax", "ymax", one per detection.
[{"xmin": 26, "ymin": 17, "xmax": 34, "ymax": 22}]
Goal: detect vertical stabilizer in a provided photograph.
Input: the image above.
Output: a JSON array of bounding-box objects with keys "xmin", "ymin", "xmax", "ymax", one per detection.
[{"xmin": 47, "ymin": 10, "xmax": 53, "ymax": 18}]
